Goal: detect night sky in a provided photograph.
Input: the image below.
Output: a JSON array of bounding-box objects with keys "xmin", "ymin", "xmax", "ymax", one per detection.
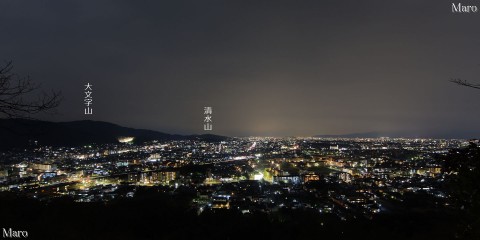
[{"xmin": 1, "ymin": 0, "xmax": 479, "ymax": 138}]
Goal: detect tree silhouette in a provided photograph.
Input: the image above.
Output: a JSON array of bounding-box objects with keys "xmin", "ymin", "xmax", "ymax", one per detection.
[
  {"xmin": 0, "ymin": 61, "xmax": 61, "ymax": 119},
  {"xmin": 443, "ymin": 142, "xmax": 480, "ymax": 239}
]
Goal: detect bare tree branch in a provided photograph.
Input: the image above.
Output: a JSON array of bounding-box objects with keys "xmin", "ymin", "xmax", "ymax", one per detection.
[
  {"xmin": 0, "ymin": 61, "xmax": 62, "ymax": 119},
  {"xmin": 451, "ymin": 78, "xmax": 480, "ymax": 90}
]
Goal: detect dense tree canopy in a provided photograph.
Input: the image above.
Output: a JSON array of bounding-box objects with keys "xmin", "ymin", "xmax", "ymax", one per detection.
[{"xmin": 443, "ymin": 142, "xmax": 480, "ymax": 239}]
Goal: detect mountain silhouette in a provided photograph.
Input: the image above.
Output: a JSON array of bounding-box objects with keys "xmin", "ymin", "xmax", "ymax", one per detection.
[
  {"xmin": 0, "ymin": 119, "xmax": 228, "ymax": 150},
  {"xmin": 314, "ymin": 132, "xmax": 386, "ymax": 138}
]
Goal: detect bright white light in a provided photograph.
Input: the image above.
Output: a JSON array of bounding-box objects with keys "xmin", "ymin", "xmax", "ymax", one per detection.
[
  {"xmin": 253, "ymin": 172, "xmax": 264, "ymax": 181},
  {"xmin": 118, "ymin": 137, "xmax": 134, "ymax": 143}
]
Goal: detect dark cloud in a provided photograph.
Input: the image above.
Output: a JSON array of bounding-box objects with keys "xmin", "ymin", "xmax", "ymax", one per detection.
[{"xmin": 1, "ymin": 0, "xmax": 479, "ymax": 137}]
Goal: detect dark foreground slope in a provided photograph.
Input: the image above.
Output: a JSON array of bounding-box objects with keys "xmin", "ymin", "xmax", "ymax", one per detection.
[{"xmin": 0, "ymin": 189, "xmax": 462, "ymax": 240}]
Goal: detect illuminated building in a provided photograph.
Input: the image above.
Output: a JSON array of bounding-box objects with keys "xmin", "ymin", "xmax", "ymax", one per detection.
[{"xmin": 303, "ymin": 174, "xmax": 320, "ymax": 182}]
